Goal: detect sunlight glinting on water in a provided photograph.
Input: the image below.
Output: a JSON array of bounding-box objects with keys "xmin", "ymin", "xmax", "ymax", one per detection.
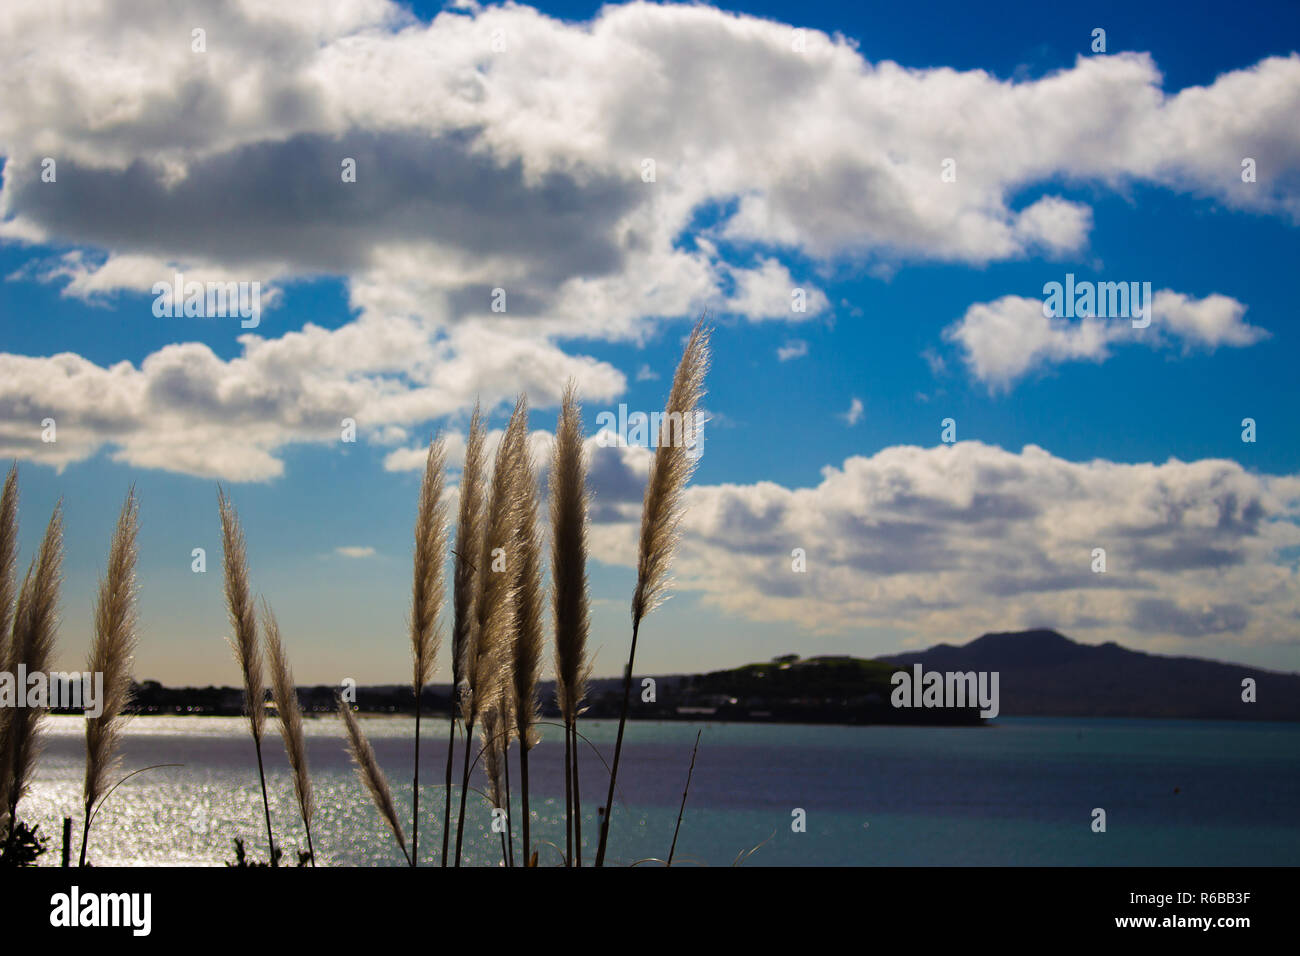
[{"xmin": 22, "ymin": 714, "xmax": 1300, "ymax": 866}]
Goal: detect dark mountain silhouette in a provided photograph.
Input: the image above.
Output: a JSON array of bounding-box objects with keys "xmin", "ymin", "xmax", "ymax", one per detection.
[
  {"xmin": 879, "ymin": 629, "xmax": 1300, "ymax": 721},
  {"xmin": 125, "ymin": 629, "xmax": 1298, "ymax": 723}
]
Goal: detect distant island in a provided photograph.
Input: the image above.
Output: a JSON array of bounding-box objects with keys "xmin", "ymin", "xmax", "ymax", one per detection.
[
  {"xmin": 109, "ymin": 629, "xmax": 1299, "ymax": 724},
  {"xmin": 879, "ymin": 629, "xmax": 1300, "ymax": 722}
]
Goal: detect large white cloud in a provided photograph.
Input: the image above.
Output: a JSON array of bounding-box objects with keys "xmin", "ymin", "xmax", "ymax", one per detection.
[
  {"xmin": 4, "ymin": 1, "xmax": 1299, "ymax": 280},
  {"xmin": 336, "ymin": 422, "xmax": 1300, "ymax": 653},
  {"xmin": 0, "ymin": 1, "xmax": 1297, "ymax": 478},
  {"xmin": 0, "ymin": 322, "xmax": 625, "ymax": 480},
  {"xmin": 585, "ymin": 440, "xmax": 1300, "ymax": 650},
  {"xmin": 945, "ymin": 289, "xmax": 1268, "ymax": 389}
]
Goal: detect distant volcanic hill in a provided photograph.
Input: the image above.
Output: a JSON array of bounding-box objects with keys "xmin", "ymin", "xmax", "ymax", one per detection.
[{"xmin": 878, "ymin": 629, "xmax": 1300, "ymax": 721}]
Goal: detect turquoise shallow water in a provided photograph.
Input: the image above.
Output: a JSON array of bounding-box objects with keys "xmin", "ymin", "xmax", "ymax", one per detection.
[{"xmin": 21, "ymin": 714, "xmax": 1300, "ymax": 866}]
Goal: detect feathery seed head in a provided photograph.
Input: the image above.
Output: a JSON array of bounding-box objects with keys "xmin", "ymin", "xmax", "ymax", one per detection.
[
  {"xmin": 84, "ymin": 489, "xmax": 140, "ymax": 815},
  {"xmin": 411, "ymin": 436, "xmax": 449, "ymax": 693},
  {"xmin": 265, "ymin": 600, "xmax": 314, "ymax": 834},
  {"xmin": 631, "ymin": 320, "xmax": 711, "ymax": 627},
  {"xmin": 219, "ymin": 488, "xmax": 264, "ymax": 741},
  {"xmin": 551, "ymin": 382, "xmax": 591, "ymax": 725}
]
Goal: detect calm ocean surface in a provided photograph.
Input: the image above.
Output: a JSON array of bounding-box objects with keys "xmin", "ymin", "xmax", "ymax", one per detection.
[{"xmin": 23, "ymin": 714, "xmax": 1300, "ymax": 866}]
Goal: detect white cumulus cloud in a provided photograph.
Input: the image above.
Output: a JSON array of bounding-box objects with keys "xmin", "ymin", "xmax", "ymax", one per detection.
[
  {"xmin": 0, "ymin": 1, "xmax": 1295, "ymax": 477},
  {"xmin": 586, "ymin": 441, "xmax": 1300, "ymax": 651},
  {"xmin": 945, "ymin": 289, "xmax": 1268, "ymax": 390}
]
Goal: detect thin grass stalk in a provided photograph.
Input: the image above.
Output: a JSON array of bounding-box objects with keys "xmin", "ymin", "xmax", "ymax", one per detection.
[
  {"xmin": 263, "ymin": 600, "xmax": 315, "ymax": 866},
  {"xmin": 447, "ymin": 723, "xmax": 462, "ymax": 868},
  {"xmin": 454, "ymin": 709, "xmax": 477, "ymax": 867},
  {"xmin": 218, "ymin": 488, "xmax": 276, "ymax": 866},
  {"xmin": 595, "ymin": 321, "xmax": 710, "ymax": 867},
  {"xmin": 252, "ymin": 737, "xmax": 274, "ymax": 864},
  {"xmin": 571, "ymin": 720, "xmax": 584, "ymax": 865},
  {"xmin": 80, "ymin": 490, "xmax": 139, "ymax": 867},
  {"xmin": 412, "ymin": 704, "xmax": 422, "ymax": 865},
  {"xmin": 500, "ymin": 710, "xmax": 515, "ymax": 867},
  {"xmin": 2, "ymin": 504, "xmax": 62, "ymax": 854},
  {"xmin": 494, "ymin": 768, "xmax": 508, "ymax": 867},
  {"xmin": 563, "ymin": 718, "xmax": 573, "ymax": 865},
  {"xmin": 409, "ymin": 437, "xmax": 449, "ymax": 867},
  {"xmin": 667, "ymin": 729, "xmax": 702, "ymax": 866},
  {"xmin": 503, "ymin": 763, "xmax": 513, "ymax": 866},
  {"xmin": 338, "ymin": 693, "xmax": 411, "ymax": 865},
  {"xmin": 595, "ymin": 624, "xmax": 642, "ymax": 868},
  {"xmin": 412, "ymin": 704, "xmax": 422, "ymax": 866},
  {"xmin": 445, "ymin": 404, "xmax": 486, "ymax": 866}
]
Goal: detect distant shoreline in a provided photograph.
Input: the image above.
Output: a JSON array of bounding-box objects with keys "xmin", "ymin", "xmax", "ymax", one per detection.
[
  {"xmin": 42, "ymin": 711, "xmax": 1300, "ymax": 732},
  {"xmin": 40, "ymin": 628, "xmax": 1297, "ymax": 724}
]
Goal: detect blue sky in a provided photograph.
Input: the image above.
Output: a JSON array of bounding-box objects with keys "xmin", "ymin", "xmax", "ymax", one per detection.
[{"xmin": 1, "ymin": 0, "xmax": 1298, "ymax": 684}]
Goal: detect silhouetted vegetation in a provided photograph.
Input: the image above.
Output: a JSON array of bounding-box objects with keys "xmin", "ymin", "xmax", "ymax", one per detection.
[
  {"xmin": 225, "ymin": 837, "xmax": 312, "ymax": 868},
  {"xmin": 0, "ymin": 820, "xmax": 47, "ymax": 867}
]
